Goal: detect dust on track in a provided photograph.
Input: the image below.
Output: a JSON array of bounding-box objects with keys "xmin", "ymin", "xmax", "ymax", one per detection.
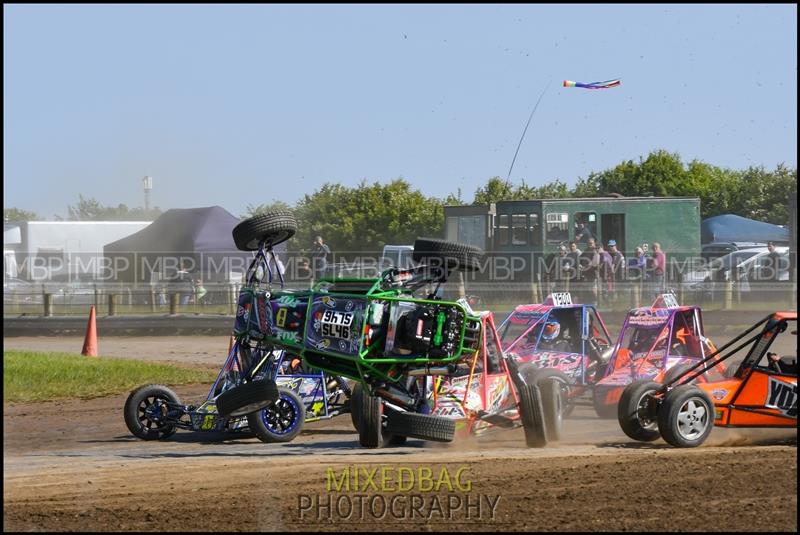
[{"xmin": 3, "ymin": 334, "xmax": 797, "ymax": 531}]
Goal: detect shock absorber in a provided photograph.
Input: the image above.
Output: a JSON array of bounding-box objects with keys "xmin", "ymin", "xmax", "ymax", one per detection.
[{"xmin": 330, "ymin": 375, "xmax": 351, "ymax": 396}]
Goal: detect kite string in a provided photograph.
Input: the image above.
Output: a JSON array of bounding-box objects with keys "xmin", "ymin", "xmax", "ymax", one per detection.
[{"xmin": 506, "ymin": 80, "xmax": 551, "ymax": 188}]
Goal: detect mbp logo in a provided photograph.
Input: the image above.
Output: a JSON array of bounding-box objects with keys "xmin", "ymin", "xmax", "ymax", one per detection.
[{"xmin": 766, "ymin": 377, "xmax": 797, "ymax": 418}]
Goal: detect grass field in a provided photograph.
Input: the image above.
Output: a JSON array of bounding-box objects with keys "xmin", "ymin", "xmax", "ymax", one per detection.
[{"xmin": 3, "ymin": 350, "xmax": 217, "ymax": 403}]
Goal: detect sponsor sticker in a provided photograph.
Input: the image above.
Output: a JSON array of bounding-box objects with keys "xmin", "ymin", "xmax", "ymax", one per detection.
[
  {"xmin": 711, "ymin": 388, "xmax": 728, "ymax": 401},
  {"xmin": 766, "ymin": 376, "xmax": 797, "ymax": 418}
]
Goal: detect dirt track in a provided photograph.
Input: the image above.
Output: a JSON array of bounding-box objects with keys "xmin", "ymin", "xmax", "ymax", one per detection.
[{"xmin": 3, "ymin": 336, "xmax": 798, "ymax": 531}]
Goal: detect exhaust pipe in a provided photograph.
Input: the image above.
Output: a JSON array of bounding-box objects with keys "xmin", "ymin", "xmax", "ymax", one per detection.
[
  {"xmin": 406, "ymin": 365, "xmax": 452, "ymax": 377},
  {"xmin": 374, "ymin": 385, "xmax": 416, "ymax": 409}
]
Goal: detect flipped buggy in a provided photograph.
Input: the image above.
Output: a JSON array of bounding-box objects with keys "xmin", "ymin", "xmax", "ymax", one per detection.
[
  {"xmin": 230, "ymin": 211, "xmax": 558, "ymax": 448},
  {"xmin": 592, "ymin": 293, "xmax": 724, "ymax": 418},
  {"xmin": 498, "ymin": 292, "xmax": 615, "ymax": 423},
  {"xmin": 124, "ymin": 211, "xmax": 350, "ymax": 443},
  {"xmin": 124, "ymin": 347, "xmax": 353, "ymax": 443},
  {"xmin": 618, "ymin": 312, "xmax": 796, "ymax": 447}
]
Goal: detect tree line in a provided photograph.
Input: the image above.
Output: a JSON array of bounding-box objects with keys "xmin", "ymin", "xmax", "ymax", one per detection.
[
  {"xmin": 246, "ymin": 150, "xmax": 796, "ymax": 252},
  {"xmin": 5, "ymin": 150, "xmax": 795, "ymax": 253}
]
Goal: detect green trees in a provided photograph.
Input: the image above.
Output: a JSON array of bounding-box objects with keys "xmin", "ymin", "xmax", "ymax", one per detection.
[
  {"xmin": 252, "ymin": 179, "xmax": 445, "ymax": 252},
  {"xmin": 237, "ymin": 151, "xmax": 793, "ymax": 252},
  {"xmin": 3, "ymin": 208, "xmax": 40, "ymax": 222},
  {"xmin": 241, "ymin": 179, "xmax": 446, "ymax": 252},
  {"xmin": 477, "ymin": 150, "xmax": 795, "ymax": 224},
  {"xmin": 65, "ymin": 195, "xmax": 162, "ymax": 221}
]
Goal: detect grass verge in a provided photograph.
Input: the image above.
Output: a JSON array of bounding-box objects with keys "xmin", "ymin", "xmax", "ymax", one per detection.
[{"xmin": 3, "ymin": 350, "xmax": 216, "ymax": 403}]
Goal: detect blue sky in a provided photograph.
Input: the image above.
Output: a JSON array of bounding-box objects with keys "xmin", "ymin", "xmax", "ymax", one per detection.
[{"xmin": 4, "ymin": 4, "xmax": 797, "ymax": 219}]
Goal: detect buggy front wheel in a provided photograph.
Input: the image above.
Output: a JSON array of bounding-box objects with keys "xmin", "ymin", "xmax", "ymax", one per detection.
[
  {"xmin": 518, "ymin": 366, "xmax": 568, "ymax": 441},
  {"xmin": 357, "ymin": 387, "xmax": 404, "ymax": 448},
  {"xmin": 518, "ymin": 383, "xmax": 548, "ymax": 447},
  {"xmin": 124, "ymin": 384, "xmax": 181, "ymax": 440},
  {"xmin": 350, "ymin": 383, "xmax": 363, "ymax": 431},
  {"xmin": 657, "ymin": 386, "xmax": 715, "ymax": 448},
  {"xmin": 247, "ymin": 388, "xmax": 305, "ymax": 443},
  {"xmin": 617, "ymin": 380, "xmax": 661, "ymax": 442}
]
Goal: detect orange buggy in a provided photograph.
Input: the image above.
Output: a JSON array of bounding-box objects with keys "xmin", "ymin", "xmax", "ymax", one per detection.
[{"xmin": 617, "ymin": 312, "xmax": 797, "ymax": 447}]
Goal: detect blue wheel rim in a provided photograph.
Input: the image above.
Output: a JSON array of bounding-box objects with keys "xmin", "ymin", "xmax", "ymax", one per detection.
[{"xmin": 261, "ymin": 393, "xmax": 301, "ymax": 435}]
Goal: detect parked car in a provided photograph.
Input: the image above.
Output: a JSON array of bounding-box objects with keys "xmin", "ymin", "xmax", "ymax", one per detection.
[
  {"xmin": 700, "ymin": 241, "xmax": 768, "ymax": 261},
  {"xmin": 3, "ymin": 277, "xmax": 43, "ymax": 305},
  {"xmin": 682, "ymin": 247, "xmax": 789, "ymax": 297}
]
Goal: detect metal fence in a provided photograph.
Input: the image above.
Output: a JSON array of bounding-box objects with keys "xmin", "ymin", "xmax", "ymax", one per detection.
[{"xmin": 3, "ymin": 279, "xmax": 796, "ymax": 317}]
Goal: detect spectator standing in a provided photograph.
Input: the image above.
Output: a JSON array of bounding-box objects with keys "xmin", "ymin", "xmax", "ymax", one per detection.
[
  {"xmin": 269, "ymin": 241, "xmax": 288, "ymax": 282},
  {"xmin": 629, "ymin": 247, "xmax": 647, "ymax": 282},
  {"xmin": 597, "ymin": 244, "xmax": 613, "ymax": 300},
  {"xmin": 176, "ymin": 260, "xmax": 196, "ymax": 305},
  {"xmin": 564, "ymin": 241, "xmax": 581, "ymax": 283},
  {"xmin": 652, "ymin": 242, "xmax": 667, "ymax": 294},
  {"xmin": 766, "ymin": 241, "xmax": 782, "ymax": 283},
  {"xmin": 608, "ymin": 240, "xmax": 626, "ymax": 284},
  {"xmin": 579, "ymin": 238, "xmax": 600, "ymax": 304},
  {"xmin": 311, "ymin": 235, "xmax": 331, "ymax": 281}
]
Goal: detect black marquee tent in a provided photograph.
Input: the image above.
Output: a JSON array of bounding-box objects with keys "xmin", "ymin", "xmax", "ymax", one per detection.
[
  {"xmin": 104, "ymin": 206, "xmax": 251, "ymax": 283},
  {"xmin": 701, "ymin": 214, "xmax": 789, "ymax": 245}
]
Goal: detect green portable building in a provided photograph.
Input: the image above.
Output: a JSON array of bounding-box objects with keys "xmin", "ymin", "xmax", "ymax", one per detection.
[{"xmin": 444, "ymin": 197, "xmax": 701, "ymax": 281}]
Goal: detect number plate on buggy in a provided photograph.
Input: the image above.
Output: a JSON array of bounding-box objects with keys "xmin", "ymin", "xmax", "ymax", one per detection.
[
  {"xmin": 305, "ymin": 296, "xmax": 367, "ymax": 356},
  {"xmin": 321, "ymin": 310, "xmax": 354, "ymax": 339}
]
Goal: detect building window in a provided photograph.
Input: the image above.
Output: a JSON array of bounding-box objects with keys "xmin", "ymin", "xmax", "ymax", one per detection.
[
  {"xmin": 496, "ymin": 214, "xmax": 510, "ymax": 246},
  {"xmin": 529, "ymin": 213, "xmax": 541, "ymax": 246},
  {"xmin": 574, "ymin": 212, "xmax": 597, "ymax": 245},
  {"xmin": 545, "ymin": 213, "xmax": 569, "ymax": 245},
  {"xmin": 512, "ymin": 214, "xmax": 527, "ymax": 245},
  {"xmin": 457, "ymin": 215, "xmax": 486, "ymax": 250}
]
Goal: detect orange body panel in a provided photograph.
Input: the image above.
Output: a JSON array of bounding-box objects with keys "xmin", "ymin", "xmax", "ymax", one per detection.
[{"xmin": 699, "ymin": 370, "xmax": 796, "ymax": 427}]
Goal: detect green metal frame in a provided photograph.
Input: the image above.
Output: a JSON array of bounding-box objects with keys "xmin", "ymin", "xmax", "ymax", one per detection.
[{"xmin": 263, "ymin": 272, "xmax": 480, "ymax": 388}]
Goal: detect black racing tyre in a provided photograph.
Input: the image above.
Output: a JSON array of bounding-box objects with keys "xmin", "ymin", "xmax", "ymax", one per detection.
[
  {"xmin": 350, "ymin": 383, "xmax": 363, "ymax": 431},
  {"xmin": 618, "ymin": 380, "xmax": 662, "ymax": 442},
  {"xmin": 232, "ymin": 210, "xmax": 297, "ymax": 251},
  {"xmin": 216, "ymin": 378, "xmax": 279, "ymax": 418},
  {"xmin": 354, "ymin": 385, "xmax": 406, "ymax": 448},
  {"xmin": 657, "ymin": 385, "xmax": 715, "ymax": 448},
  {"xmin": 357, "ymin": 387, "xmax": 395, "ymax": 448},
  {"xmin": 539, "ymin": 379, "xmax": 563, "ymax": 441},
  {"xmin": 518, "ymin": 365, "xmax": 569, "ymax": 441},
  {"xmin": 592, "ymin": 386, "xmax": 620, "ymax": 419},
  {"xmin": 662, "ymin": 363, "xmax": 696, "ymax": 387},
  {"xmin": 247, "ymin": 388, "xmax": 305, "ymax": 443},
  {"xmin": 412, "ymin": 238, "xmax": 484, "ymax": 272},
  {"xmin": 124, "ymin": 384, "xmax": 181, "ymax": 440},
  {"xmin": 518, "ymin": 383, "xmax": 548, "ymax": 447},
  {"xmin": 385, "ymin": 411, "xmax": 455, "ymax": 442}
]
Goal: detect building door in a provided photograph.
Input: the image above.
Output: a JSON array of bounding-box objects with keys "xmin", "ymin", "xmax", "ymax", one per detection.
[{"xmin": 601, "ymin": 214, "xmax": 625, "ymax": 252}]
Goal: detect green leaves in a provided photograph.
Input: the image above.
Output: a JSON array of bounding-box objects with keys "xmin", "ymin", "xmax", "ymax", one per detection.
[
  {"xmin": 478, "ymin": 150, "xmax": 795, "ymax": 224},
  {"xmin": 279, "ymin": 178, "xmax": 445, "ymax": 252},
  {"xmin": 66, "ymin": 194, "xmax": 162, "ymax": 221},
  {"xmin": 3, "ymin": 208, "xmax": 40, "ymax": 222}
]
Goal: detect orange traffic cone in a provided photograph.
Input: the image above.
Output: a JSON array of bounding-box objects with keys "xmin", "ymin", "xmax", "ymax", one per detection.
[{"xmin": 81, "ymin": 305, "xmax": 98, "ymax": 357}]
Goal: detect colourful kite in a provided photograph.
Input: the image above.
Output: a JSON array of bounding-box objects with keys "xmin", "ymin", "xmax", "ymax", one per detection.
[{"xmin": 563, "ymin": 79, "xmax": 621, "ymax": 89}]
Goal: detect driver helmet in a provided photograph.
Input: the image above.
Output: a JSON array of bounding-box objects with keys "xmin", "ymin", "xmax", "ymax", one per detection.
[
  {"xmin": 674, "ymin": 328, "xmax": 688, "ymax": 344},
  {"xmin": 542, "ymin": 320, "xmax": 561, "ymax": 341}
]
